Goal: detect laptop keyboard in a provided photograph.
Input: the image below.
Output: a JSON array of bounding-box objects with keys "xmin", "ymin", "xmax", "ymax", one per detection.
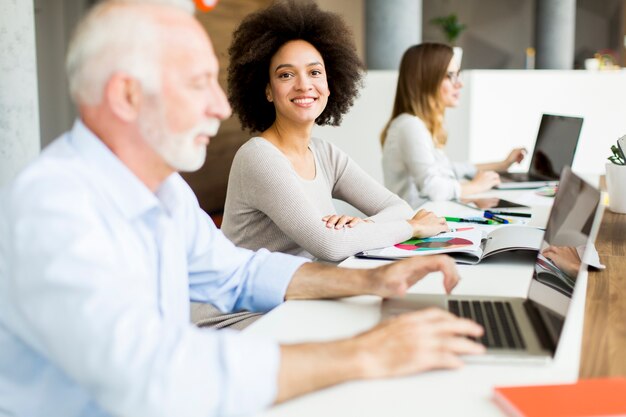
[
  {"xmin": 449, "ymin": 300, "xmax": 526, "ymax": 350},
  {"xmin": 502, "ymin": 172, "xmax": 549, "ymax": 182},
  {"xmin": 501, "ymin": 172, "xmax": 530, "ymax": 182}
]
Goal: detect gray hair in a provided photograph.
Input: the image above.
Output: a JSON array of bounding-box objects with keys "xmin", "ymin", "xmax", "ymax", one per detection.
[{"xmin": 66, "ymin": 0, "xmax": 195, "ymax": 106}]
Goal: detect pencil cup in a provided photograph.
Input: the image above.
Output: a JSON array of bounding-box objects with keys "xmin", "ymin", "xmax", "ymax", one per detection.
[{"xmin": 606, "ymin": 163, "xmax": 626, "ymax": 213}]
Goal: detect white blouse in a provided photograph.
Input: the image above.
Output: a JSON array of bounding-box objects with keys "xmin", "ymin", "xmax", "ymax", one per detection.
[{"xmin": 382, "ymin": 113, "xmax": 476, "ymax": 205}]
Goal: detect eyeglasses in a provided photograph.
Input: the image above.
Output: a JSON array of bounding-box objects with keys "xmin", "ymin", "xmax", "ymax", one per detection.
[{"xmin": 446, "ymin": 70, "xmax": 462, "ymax": 84}]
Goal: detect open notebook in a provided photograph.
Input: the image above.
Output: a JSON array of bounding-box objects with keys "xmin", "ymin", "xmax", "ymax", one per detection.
[{"xmin": 356, "ymin": 225, "xmax": 544, "ymax": 265}]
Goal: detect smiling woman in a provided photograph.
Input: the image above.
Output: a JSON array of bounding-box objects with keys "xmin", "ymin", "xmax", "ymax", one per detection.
[{"xmin": 222, "ymin": 0, "xmax": 449, "ymax": 262}]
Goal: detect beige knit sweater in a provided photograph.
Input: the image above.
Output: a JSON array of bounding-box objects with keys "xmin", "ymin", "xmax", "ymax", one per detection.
[{"xmin": 221, "ymin": 137, "xmax": 414, "ymax": 262}]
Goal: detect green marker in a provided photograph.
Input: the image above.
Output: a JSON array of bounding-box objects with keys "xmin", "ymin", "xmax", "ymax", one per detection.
[{"xmin": 445, "ymin": 216, "xmax": 496, "ymax": 225}]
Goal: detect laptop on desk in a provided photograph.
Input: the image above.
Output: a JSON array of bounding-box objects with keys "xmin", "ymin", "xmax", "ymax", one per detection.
[
  {"xmin": 497, "ymin": 114, "xmax": 584, "ymax": 189},
  {"xmin": 381, "ymin": 167, "xmax": 604, "ymax": 364}
]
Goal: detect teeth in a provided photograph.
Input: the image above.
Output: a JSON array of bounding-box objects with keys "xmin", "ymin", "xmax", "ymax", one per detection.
[{"xmin": 292, "ymin": 98, "xmax": 315, "ymax": 104}]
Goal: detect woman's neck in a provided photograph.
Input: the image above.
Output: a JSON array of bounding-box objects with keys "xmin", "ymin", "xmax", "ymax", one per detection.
[{"xmin": 262, "ymin": 118, "xmax": 314, "ymax": 157}]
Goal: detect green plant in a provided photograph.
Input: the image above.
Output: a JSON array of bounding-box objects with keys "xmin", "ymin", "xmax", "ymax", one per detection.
[
  {"xmin": 608, "ymin": 139, "xmax": 625, "ymax": 165},
  {"xmin": 430, "ymin": 14, "xmax": 467, "ymax": 45}
]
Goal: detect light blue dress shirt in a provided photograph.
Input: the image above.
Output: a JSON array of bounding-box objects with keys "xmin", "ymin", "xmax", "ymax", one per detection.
[{"xmin": 0, "ymin": 120, "xmax": 308, "ymax": 417}]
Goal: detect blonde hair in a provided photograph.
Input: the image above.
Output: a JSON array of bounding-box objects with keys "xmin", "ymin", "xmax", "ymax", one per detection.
[
  {"xmin": 65, "ymin": 0, "xmax": 194, "ymax": 106},
  {"xmin": 380, "ymin": 43, "xmax": 453, "ymax": 148}
]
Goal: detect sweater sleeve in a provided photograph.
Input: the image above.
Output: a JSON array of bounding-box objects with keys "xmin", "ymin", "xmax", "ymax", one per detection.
[
  {"xmin": 237, "ymin": 140, "xmax": 413, "ymax": 262},
  {"xmin": 317, "ymin": 139, "xmax": 415, "ymax": 223},
  {"xmin": 394, "ymin": 118, "xmax": 462, "ymax": 201}
]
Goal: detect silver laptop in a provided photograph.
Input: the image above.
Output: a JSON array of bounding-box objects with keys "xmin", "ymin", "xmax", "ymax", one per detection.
[
  {"xmin": 381, "ymin": 167, "xmax": 603, "ymax": 363},
  {"xmin": 497, "ymin": 114, "xmax": 584, "ymax": 189}
]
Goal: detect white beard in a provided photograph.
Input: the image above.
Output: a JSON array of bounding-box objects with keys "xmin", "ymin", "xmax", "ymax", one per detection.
[{"xmin": 139, "ymin": 101, "xmax": 220, "ymax": 172}]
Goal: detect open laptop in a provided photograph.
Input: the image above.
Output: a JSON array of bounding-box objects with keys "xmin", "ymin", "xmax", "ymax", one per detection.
[
  {"xmin": 381, "ymin": 167, "xmax": 603, "ymax": 364},
  {"xmin": 497, "ymin": 114, "xmax": 584, "ymax": 189}
]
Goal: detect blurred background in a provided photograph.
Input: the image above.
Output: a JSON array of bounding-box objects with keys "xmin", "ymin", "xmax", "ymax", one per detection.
[{"xmin": 2, "ymin": 0, "xmax": 625, "ymax": 217}]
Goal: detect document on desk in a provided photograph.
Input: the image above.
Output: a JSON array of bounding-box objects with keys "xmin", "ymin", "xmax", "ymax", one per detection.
[{"xmin": 356, "ymin": 226, "xmax": 544, "ymax": 265}]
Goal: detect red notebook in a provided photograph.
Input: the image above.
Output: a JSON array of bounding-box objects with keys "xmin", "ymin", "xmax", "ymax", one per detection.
[{"xmin": 493, "ymin": 378, "xmax": 626, "ymax": 417}]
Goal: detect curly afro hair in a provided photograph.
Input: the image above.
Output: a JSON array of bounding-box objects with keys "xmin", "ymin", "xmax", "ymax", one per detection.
[{"xmin": 227, "ymin": 0, "xmax": 365, "ymax": 133}]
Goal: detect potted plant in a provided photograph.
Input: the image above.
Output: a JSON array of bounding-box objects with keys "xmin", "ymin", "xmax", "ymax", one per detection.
[
  {"xmin": 430, "ymin": 14, "xmax": 467, "ymax": 45},
  {"xmin": 431, "ymin": 13, "xmax": 466, "ymax": 66},
  {"xmin": 606, "ymin": 136, "xmax": 626, "ymax": 213}
]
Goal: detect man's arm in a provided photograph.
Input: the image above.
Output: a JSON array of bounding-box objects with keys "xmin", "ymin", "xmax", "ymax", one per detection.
[
  {"xmin": 277, "ymin": 255, "xmax": 485, "ymax": 403},
  {"xmin": 276, "ymin": 309, "xmax": 484, "ymax": 403},
  {"xmin": 285, "ymin": 255, "xmax": 461, "ymax": 300}
]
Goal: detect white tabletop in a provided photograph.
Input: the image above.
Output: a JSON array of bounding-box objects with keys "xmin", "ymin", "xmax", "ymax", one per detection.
[{"xmin": 246, "ymin": 190, "xmax": 587, "ymax": 417}]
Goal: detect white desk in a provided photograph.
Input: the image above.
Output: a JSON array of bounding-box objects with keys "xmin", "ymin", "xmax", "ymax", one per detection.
[{"xmin": 246, "ymin": 190, "xmax": 587, "ymax": 417}]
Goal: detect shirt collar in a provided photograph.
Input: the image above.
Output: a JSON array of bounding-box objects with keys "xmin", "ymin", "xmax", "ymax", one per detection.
[{"xmin": 67, "ymin": 119, "xmax": 180, "ymax": 219}]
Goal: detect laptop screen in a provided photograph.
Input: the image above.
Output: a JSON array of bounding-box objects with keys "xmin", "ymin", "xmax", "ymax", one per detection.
[
  {"xmin": 528, "ymin": 115, "xmax": 584, "ymax": 180},
  {"xmin": 526, "ymin": 167, "xmax": 601, "ymax": 347}
]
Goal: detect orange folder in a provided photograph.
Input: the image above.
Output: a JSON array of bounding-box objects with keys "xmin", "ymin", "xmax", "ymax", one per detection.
[{"xmin": 493, "ymin": 378, "xmax": 626, "ymax": 417}]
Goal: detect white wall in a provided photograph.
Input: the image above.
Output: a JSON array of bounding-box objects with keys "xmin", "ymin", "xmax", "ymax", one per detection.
[{"xmin": 0, "ymin": 0, "xmax": 41, "ymax": 186}]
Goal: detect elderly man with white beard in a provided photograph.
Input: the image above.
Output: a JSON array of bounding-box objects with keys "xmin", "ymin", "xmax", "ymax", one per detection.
[{"xmin": 0, "ymin": 1, "xmax": 484, "ymax": 416}]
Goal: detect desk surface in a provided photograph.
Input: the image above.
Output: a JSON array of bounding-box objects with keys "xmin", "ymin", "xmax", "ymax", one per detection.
[
  {"xmin": 246, "ymin": 189, "xmax": 620, "ymax": 417},
  {"xmin": 580, "ymin": 209, "xmax": 626, "ymax": 378}
]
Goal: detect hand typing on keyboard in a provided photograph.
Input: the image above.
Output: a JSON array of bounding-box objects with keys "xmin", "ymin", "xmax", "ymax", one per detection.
[{"xmin": 351, "ymin": 308, "xmax": 486, "ymax": 377}]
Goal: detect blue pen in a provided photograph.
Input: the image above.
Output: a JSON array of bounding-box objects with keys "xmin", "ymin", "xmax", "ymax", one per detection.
[{"xmin": 483, "ymin": 211, "xmax": 509, "ymax": 224}]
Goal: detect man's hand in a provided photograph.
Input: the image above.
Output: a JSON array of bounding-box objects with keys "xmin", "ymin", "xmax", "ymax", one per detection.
[
  {"xmin": 366, "ymin": 255, "xmax": 461, "ymax": 297},
  {"xmin": 354, "ymin": 308, "xmax": 485, "ymax": 378},
  {"xmin": 285, "ymin": 255, "xmax": 460, "ymax": 300}
]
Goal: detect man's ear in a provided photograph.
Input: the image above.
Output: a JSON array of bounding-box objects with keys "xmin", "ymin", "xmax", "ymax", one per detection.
[{"xmin": 105, "ymin": 73, "xmax": 142, "ymax": 122}]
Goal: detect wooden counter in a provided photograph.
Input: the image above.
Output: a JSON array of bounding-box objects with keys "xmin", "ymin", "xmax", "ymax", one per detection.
[{"xmin": 580, "ymin": 209, "xmax": 626, "ymax": 377}]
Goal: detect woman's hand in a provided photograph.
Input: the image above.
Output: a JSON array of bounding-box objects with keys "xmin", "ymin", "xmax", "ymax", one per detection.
[
  {"xmin": 407, "ymin": 209, "xmax": 449, "ymax": 238},
  {"xmin": 461, "ymin": 170, "xmax": 500, "ymax": 196},
  {"xmin": 475, "ymin": 148, "xmax": 527, "ymax": 172},
  {"xmin": 502, "ymin": 148, "xmax": 527, "ymax": 169},
  {"xmin": 322, "ymin": 214, "xmax": 373, "ymax": 229}
]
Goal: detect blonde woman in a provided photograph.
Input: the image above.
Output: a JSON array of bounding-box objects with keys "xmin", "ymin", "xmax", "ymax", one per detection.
[{"xmin": 381, "ymin": 43, "xmax": 525, "ymax": 204}]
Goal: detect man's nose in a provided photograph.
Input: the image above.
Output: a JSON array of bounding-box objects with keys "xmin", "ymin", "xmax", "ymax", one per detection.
[{"xmin": 207, "ymin": 83, "xmax": 232, "ymax": 120}]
